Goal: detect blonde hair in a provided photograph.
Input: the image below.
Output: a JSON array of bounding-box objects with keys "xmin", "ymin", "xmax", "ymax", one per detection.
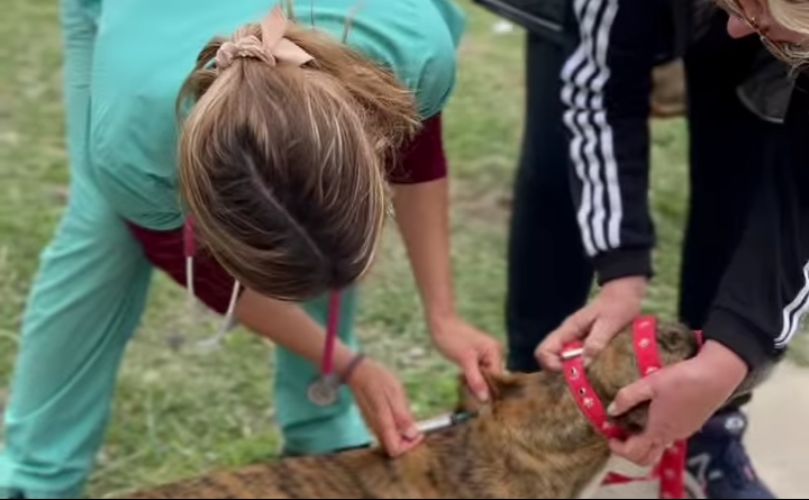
[
  {"xmin": 178, "ymin": 14, "xmax": 420, "ymax": 301},
  {"xmin": 768, "ymin": 0, "xmax": 809, "ymax": 64},
  {"xmin": 769, "ymin": 0, "xmax": 809, "ymax": 33},
  {"xmin": 714, "ymin": 0, "xmax": 809, "ymax": 66}
]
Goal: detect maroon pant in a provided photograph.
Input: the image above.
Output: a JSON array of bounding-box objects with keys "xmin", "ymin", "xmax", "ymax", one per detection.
[{"xmin": 128, "ymin": 224, "xmax": 236, "ymax": 314}]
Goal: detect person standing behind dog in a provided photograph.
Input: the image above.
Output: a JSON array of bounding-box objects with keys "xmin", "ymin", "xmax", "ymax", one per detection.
[
  {"xmin": 0, "ymin": 1, "xmax": 504, "ymax": 498},
  {"xmin": 532, "ymin": 0, "xmax": 809, "ymax": 495},
  {"xmin": 483, "ymin": 0, "xmax": 808, "ymax": 497}
]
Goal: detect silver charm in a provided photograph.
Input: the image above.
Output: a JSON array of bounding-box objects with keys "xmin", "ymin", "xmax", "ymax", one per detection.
[{"xmin": 308, "ymin": 374, "xmax": 341, "ymax": 407}]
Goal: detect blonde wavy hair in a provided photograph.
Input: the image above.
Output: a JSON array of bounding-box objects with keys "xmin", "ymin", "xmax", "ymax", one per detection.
[
  {"xmin": 716, "ymin": 0, "xmax": 809, "ymax": 66},
  {"xmin": 768, "ymin": 0, "xmax": 809, "ymax": 63},
  {"xmin": 178, "ymin": 7, "xmax": 420, "ymax": 302}
]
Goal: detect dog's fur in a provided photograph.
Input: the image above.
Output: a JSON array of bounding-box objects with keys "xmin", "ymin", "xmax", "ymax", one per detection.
[{"xmin": 122, "ymin": 321, "xmax": 699, "ymax": 500}]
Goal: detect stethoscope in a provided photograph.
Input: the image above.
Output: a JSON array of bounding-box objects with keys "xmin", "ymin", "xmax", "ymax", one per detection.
[
  {"xmin": 184, "ymin": 218, "xmax": 482, "ymax": 438},
  {"xmin": 184, "ymin": 219, "xmax": 241, "ymax": 351},
  {"xmin": 184, "ymin": 217, "xmax": 346, "ymax": 406},
  {"xmin": 306, "ymin": 291, "xmax": 346, "ymax": 407}
]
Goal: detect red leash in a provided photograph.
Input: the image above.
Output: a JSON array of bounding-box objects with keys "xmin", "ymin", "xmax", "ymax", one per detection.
[
  {"xmin": 631, "ymin": 317, "xmax": 687, "ymax": 499},
  {"xmin": 561, "ymin": 316, "xmax": 703, "ymax": 499}
]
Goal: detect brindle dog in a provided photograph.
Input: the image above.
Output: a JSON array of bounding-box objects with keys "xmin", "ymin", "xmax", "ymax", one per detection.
[{"xmin": 122, "ymin": 321, "xmax": 699, "ymax": 499}]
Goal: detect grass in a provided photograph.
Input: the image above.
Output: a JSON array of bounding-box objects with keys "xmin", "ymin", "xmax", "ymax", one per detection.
[{"xmin": 0, "ymin": 0, "xmax": 806, "ymax": 497}]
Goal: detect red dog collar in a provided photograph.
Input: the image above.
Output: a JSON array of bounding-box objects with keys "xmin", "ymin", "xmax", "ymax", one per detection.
[
  {"xmin": 561, "ymin": 316, "xmax": 703, "ymax": 499},
  {"xmin": 561, "ymin": 341, "xmax": 625, "ymax": 440},
  {"xmin": 560, "ymin": 316, "xmax": 666, "ymax": 440}
]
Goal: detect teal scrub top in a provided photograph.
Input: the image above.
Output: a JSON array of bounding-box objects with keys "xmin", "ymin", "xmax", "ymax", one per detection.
[{"xmin": 88, "ymin": 0, "xmax": 466, "ymax": 231}]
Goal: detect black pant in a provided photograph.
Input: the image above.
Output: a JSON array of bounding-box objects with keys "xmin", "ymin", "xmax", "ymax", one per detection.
[
  {"xmin": 506, "ymin": 16, "xmax": 776, "ymax": 380},
  {"xmin": 505, "ymin": 26, "xmax": 593, "ymax": 372}
]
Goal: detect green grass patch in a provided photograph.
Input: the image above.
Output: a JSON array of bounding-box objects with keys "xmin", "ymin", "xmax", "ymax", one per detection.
[{"xmin": 0, "ymin": 0, "xmax": 806, "ymax": 497}]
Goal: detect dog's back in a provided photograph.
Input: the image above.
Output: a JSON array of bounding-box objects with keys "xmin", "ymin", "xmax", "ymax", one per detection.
[
  {"xmin": 126, "ymin": 449, "xmax": 429, "ymax": 499},
  {"xmin": 122, "ymin": 376, "xmax": 610, "ymax": 500},
  {"xmin": 123, "ymin": 320, "xmax": 700, "ymax": 500},
  {"xmin": 124, "ymin": 424, "xmax": 480, "ymax": 499}
]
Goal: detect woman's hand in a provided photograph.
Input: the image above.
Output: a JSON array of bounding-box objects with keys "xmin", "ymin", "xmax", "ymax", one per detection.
[
  {"xmin": 607, "ymin": 341, "xmax": 748, "ymax": 466},
  {"xmin": 347, "ymin": 358, "xmax": 423, "ymax": 458},
  {"xmin": 431, "ymin": 315, "xmax": 504, "ymax": 403},
  {"xmin": 536, "ymin": 276, "xmax": 648, "ymax": 371},
  {"xmin": 388, "ymin": 181, "xmax": 502, "ymax": 401},
  {"xmin": 235, "ymin": 291, "xmax": 423, "ymax": 457}
]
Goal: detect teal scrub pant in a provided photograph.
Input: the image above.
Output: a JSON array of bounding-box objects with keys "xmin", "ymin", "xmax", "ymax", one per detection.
[{"xmin": 0, "ymin": 1, "xmax": 370, "ymax": 497}]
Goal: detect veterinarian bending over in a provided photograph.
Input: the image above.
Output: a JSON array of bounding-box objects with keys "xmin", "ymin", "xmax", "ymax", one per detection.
[
  {"xmin": 536, "ymin": 0, "xmax": 809, "ymax": 477},
  {"xmin": 0, "ymin": 0, "xmax": 504, "ymax": 498}
]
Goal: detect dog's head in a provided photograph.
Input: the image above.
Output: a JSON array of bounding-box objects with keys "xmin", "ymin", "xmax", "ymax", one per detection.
[
  {"xmin": 455, "ymin": 320, "xmax": 701, "ymax": 449},
  {"xmin": 580, "ymin": 320, "xmax": 702, "ymax": 433}
]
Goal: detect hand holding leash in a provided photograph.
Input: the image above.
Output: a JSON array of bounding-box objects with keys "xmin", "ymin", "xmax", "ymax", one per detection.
[
  {"xmin": 607, "ymin": 340, "xmax": 748, "ymax": 466},
  {"xmin": 536, "ymin": 276, "xmax": 647, "ymax": 370}
]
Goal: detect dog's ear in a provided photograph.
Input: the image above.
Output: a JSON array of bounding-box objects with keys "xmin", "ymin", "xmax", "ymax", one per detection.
[
  {"xmin": 483, "ymin": 371, "xmax": 525, "ymax": 400},
  {"xmin": 656, "ymin": 322, "xmax": 701, "ymax": 363},
  {"xmin": 455, "ymin": 372, "xmax": 525, "ymax": 413},
  {"xmin": 456, "ymin": 374, "xmax": 481, "ymax": 413},
  {"xmin": 611, "ymin": 401, "xmax": 650, "ymax": 435}
]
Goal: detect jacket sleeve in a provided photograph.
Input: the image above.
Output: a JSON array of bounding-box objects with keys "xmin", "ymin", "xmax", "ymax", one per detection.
[
  {"xmin": 561, "ymin": 0, "xmax": 670, "ymax": 284},
  {"xmin": 704, "ymin": 107, "xmax": 809, "ymax": 386}
]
